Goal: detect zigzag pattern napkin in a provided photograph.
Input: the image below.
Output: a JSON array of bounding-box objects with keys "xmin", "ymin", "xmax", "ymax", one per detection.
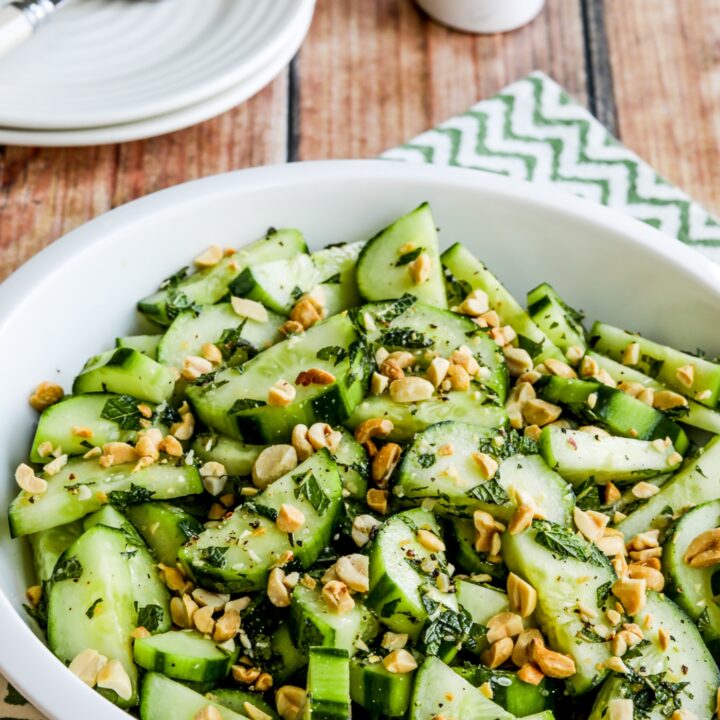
[{"xmin": 3, "ymin": 70, "xmax": 719, "ymax": 719}]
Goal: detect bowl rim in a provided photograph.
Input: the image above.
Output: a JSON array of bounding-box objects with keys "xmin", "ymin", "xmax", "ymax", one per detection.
[{"xmin": 1, "ymin": 158, "xmax": 719, "ymax": 719}]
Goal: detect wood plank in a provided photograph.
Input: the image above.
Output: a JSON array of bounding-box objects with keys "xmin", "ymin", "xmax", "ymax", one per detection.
[
  {"xmin": 0, "ymin": 72, "xmax": 289, "ymax": 282},
  {"xmin": 297, "ymin": 0, "xmax": 588, "ymax": 160},
  {"xmin": 605, "ymin": 0, "xmax": 720, "ymax": 214}
]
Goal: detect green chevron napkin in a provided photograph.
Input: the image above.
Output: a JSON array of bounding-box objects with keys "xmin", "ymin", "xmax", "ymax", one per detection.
[
  {"xmin": 2, "ymin": 69, "xmax": 720, "ymax": 720},
  {"xmin": 383, "ymin": 71, "xmax": 720, "ymax": 259}
]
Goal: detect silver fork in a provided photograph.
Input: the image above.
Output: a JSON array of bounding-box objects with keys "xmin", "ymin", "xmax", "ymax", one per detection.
[{"xmin": 0, "ymin": 0, "xmax": 68, "ymax": 59}]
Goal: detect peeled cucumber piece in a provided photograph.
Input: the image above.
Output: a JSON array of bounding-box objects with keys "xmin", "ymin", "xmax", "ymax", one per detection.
[
  {"xmin": 116, "ymin": 334, "xmax": 162, "ymax": 358},
  {"xmin": 139, "ymin": 673, "xmax": 250, "ymax": 720},
  {"xmin": 455, "ymin": 579, "xmax": 511, "ymax": 655},
  {"xmin": 73, "ymin": 348, "xmax": 176, "ymax": 403},
  {"xmin": 526, "ymin": 282, "xmax": 586, "ymax": 356},
  {"xmin": 83, "ymin": 504, "xmax": 144, "ymax": 543},
  {"xmin": 8, "ymin": 458, "xmax": 203, "ymax": 537},
  {"xmin": 357, "ymin": 203, "xmax": 447, "ymax": 308},
  {"xmin": 192, "ymin": 433, "xmax": 265, "ymax": 477},
  {"xmin": 180, "ymin": 449, "xmax": 342, "ymax": 592},
  {"xmin": 134, "ymin": 630, "xmax": 238, "ymax": 683},
  {"xmin": 47, "ymin": 525, "xmax": 141, "ymax": 707},
  {"xmin": 137, "ymin": 227, "xmax": 307, "ymax": 326},
  {"xmin": 311, "ymin": 240, "xmax": 363, "ymax": 315},
  {"xmin": 539, "ymin": 425, "xmax": 682, "ymax": 486},
  {"xmin": 29, "ymin": 520, "xmax": 84, "ymax": 584},
  {"xmin": 588, "ymin": 592, "xmax": 720, "ymax": 720}
]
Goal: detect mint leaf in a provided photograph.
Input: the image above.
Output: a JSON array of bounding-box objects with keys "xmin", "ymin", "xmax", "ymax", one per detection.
[
  {"xmin": 395, "ymin": 247, "xmax": 423, "ymax": 266},
  {"xmin": 201, "ymin": 546, "xmax": 228, "ymax": 568},
  {"xmin": 534, "ymin": 520, "xmax": 607, "ymax": 567},
  {"xmin": 293, "ymin": 471, "xmax": 330, "ymax": 515},
  {"xmin": 381, "ymin": 327, "xmax": 433, "ymax": 349},
  {"xmin": 229, "ymin": 398, "xmax": 267, "ymax": 414},
  {"xmin": 108, "ymin": 484, "xmax": 156, "ymax": 511},
  {"xmin": 316, "ymin": 345, "xmax": 348, "ymax": 366},
  {"xmin": 101, "ymin": 395, "xmax": 143, "ymax": 430},
  {"xmin": 466, "ymin": 479, "xmax": 509, "ymax": 505},
  {"xmin": 86, "ymin": 598, "xmax": 103, "ymax": 619},
  {"xmin": 52, "ymin": 556, "xmax": 83, "ymax": 582},
  {"xmin": 137, "ymin": 604, "xmax": 164, "ymax": 632}
]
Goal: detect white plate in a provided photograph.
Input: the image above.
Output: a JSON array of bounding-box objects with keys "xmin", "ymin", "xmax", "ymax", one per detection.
[
  {"xmin": 1, "ymin": 161, "xmax": 719, "ymax": 720},
  {"xmin": 0, "ymin": 0, "xmax": 315, "ymax": 131},
  {"xmin": 0, "ymin": 2, "xmax": 313, "ymax": 147}
]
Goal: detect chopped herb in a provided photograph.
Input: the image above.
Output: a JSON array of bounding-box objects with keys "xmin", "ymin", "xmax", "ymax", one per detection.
[
  {"xmin": 217, "ymin": 324, "xmax": 258, "ymax": 365},
  {"xmin": 620, "ymin": 669, "xmax": 689, "ymax": 718},
  {"xmin": 596, "ymin": 580, "xmax": 612, "ymax": 607},
  {"xmin": 293, "ymin": 471, "xmax": 330, "ymax": 515},
  {"xmin": 323, "ymin": 272, "xmax": 341, "ymax": 284},
  {"xmin": 640, "ymin": 354, "xmax": 664, "ymax": 377},
  {"xmin": 443, "ymin": 271, "xmax": 472, "ymax": 307},
  {"xmin": 200, "ymin": 546, "xmax": 228, "ymax": 568},
  {"xmin": 534, "ymin": 520, "xmax": 607, "ymax": 567},
  {"xmin": 178, "ymin": 518, "xmax": 202, "ymax": 540},
  {"xmin": 121, "ymin": 548, "xmax": 138, "ymax": 559},
  {"xmin": 477, "ymin": 429, "xmax": 538, "ymax": 461},
  {"xmin": 244, "ymin": 501, "xmax": 278, "ymax": 522},
  {"xmin": 395, "ymin": 247, "xmax": 423, "ymax": 266},
  {"xmin": 416, "ymin": 453, "xmax": 436, "ymax": 469},
  {"xmin": 101, "ymin": 395, "xmax": 143, "ymax": 430},
  {"xmin": 229, "ymin": 398, "xmax": 267, "ymax": 414},
  {"xmin": 381, "ymin": 597, "xmax": 401, "ymax": 618},
  {"xmin": 159, "ymin": 266, "xmax": 190, "ymax": 290},
  {"xmin": 517, "ymin": 334, "xmax": 545, "ymax": 360},
  {"xmin": 85, "ymin": 598, "xmax": 103, "ymax": 619},
  {"xmin": 419, "ymin": 595, "xmax": 473, "ymax": 656},
  {"xmin": 165, "ymin": 288, "xmax": 201, "ymax": 321},
  {"xmin": 374, "ymin": 295, "xmax": 415, "ymax": 325},
  {"xmin": 291, "ymin": 286, "xmax": 304, "ymax": 302},
  {"xmin": 52, "ymin": 556, "xmax": 83, "ymax": 583},
  {"xmin": 153, "ymin": 402, "xmax": 181, "ymax": 426},
  {"xmin": 316, "ymin": 345, "xmax": 348, "ymax": 366},
  {"xmin": 137, "ymin": 604, "xmax": 164, "ymax": 632},
  {"xmin": 381, "ymin": 327, "xmax": 433, "ymax": 349},
  {"xmin": 466, "ymin": 479, "xmax": 510, "ymax": 505},
  {"xmin": 107, "ymin": 484, "xmax": 156, "ymax": 511}
]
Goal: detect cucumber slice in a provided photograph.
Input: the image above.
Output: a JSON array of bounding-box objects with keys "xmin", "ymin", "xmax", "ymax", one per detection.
[
  {"xmin": 138, "ymin": 228, "xmax": 307, "ymax": 326},
  {"xmin": 290, "ymin": 583, "xmax": 379, "ymax": 654},
  {"xmin": 73, "ymin": 348, "xmax": 176, "ymax": 404},
  {"xmin": 502, "ymin": 520, "xmax": 614, "ymax": 695},
  {"xmin": 588, "ymin": 592, "xmax": 720, "ymax": 720},
  {"xmin": 453, "ymin": 664, "xmax": 555, "ymax": 717},
  {"xmin": 349, "ymin": 656, "xmax": 414, "ymax": 717},
  {"xmin": 30, "ymin": 394, "xmax": 150, "ymax": 462},
  {"xmin": 230, "ymin": 253, "xmax": 316, "ymax": 315},
  {"xmin": 367, "ymin": 508, "xmax": 456, "ymax": 638},
  {"xmin": 29, "ymin": 520, "xmax": 84, "ymax": 583},
  {"xmin": 410, "ymin": 656, "xmax": 514, "ymax": 720},
  {"xmin": 192, "ymin": 434, "xmax": 265, "ymax": 477},
  {"xmin": 9, "ymin": 458, "xmax": 202, "ymax": 537},
  {"xmin": 125, "ymin": 502, "xmax": 203, "ymax": 566},
  {"xmin": 83, "ymin": 504, "xmax": 144, "ymax": 544},
  {"xmin": 304, "ymin": 647, "xmax": 350, "ymax": 720},
  {"xmin": 396, "ymin": 422, "xmax": 574, "ymax": 524},
  {"xmin": 356, "ymin": 203, "xmax": 447, "ymax": 308},
  {"xmin": 589, "ymin": 321, "xmax": 720, "ymax": 408},
  {"xmin": 332, "ymin": 428, "xmax": 369, "ymax": 500},
  {"xmin": 448, "ymin": 518, "xmax": 507, "ymax": 580},
  {"xmin": 536, "ymin": 375, "xmax": 690, "ymax": 454},
  {"xmin": 134, "ymin": 630, "xmax": 237, "ymax": 683},
  {"xmin": 526, "ymin": 282, "xmax": 586, "ymax": 357},
  {"xmin": 616, "ymin": 435, "xmax": 720, "ymax": 539},
  {"xmin": 663, "ymin": 500, "xmax": 720, "ymax": 654},
  {"xmin": 180, "ymin": 449, "xmax": 342, "ymax": 592},
  {"xmin": 116, "ymin": 334, "xmax": 162, "ymax": 358},
  {"xmin": 588, "ymin": 350, "xmax": 720, "ymax": 434},
  {"xmin": 539, "ymin": 425, "xmax": 682, "ymax": 486},
  {"xmin": 47, "ymin": 525, "xmax": 141, "ymax": 707},
  {"xmin": 311, "ymin": 241, "xmax": 363, "ymax": 316},
  {"xmin": 347, "ymin": 392, "xmax": 507, "ymax": 442},
  {"xmin": 187, "ymin": 313, "xmax": 370, "ymax": 443},
  {"xmin": 357, "ymin": 298, "xmax": 509, "ymax": 401},
  {"xmin": 157, "ymin": 303, "xmax": 283, "ymax": 370},
  {"xmin": 441, "ymin": 242, "xmax": 563, "ymax": 364},
  {"xmin": 270, "ymin": 624, "xmax": 308, "ymax": 682},
  {"xmin": 456, "ymin": 579, "xmax": 510, "ymax": 655},
  {"xmin": 206, "ymin": 689, "xmax": 279, "ymax": 720},
  {"xmin": 139, "ymin": 673, "xmax": 249, "ymax": 720}
]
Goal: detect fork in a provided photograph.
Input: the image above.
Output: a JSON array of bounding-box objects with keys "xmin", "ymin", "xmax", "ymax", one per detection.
[{"xmin": 0, "ymin": 0, "xmax": 68, "ymax": 59}]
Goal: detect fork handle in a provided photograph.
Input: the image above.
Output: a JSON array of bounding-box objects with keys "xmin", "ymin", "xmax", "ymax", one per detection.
[{"xmin": 0, "ymin": 5, "xmax": 33, "ymax": 59}]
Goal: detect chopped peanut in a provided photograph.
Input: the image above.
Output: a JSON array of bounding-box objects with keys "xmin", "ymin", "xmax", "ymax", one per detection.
[
  {"xmin": 276, "ymin": 504, "xmax": 305, "ymax": 534},
  {"xmin": 29, "ymin": 381, "xmax": 64, "ymax": 412}
]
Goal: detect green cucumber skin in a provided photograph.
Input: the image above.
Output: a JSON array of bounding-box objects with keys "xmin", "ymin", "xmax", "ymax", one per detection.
[
  {"xmin": 125, "ymin": 502, "xmax": 203, "ymax": 567},
  {"xmin": 441, "ymin": 242, "xmax": 563, "ymax": 364},
  {"xmin": 9, "ymin": 458, "xmax": 203, "ymax": 538},
  {"xmin": 47, "ymin": 525, "xmax": 141, "ymax": 708},
  {"xmin": 305, "ymin": 647, "xmax": 351, "ymax": 720},
  {"xmin": 356, "ymin": 203, "xmax": 448, "ymax": 308},
  {"xmin": 30, "ymin": 394, "xmax": 146, "ymax": 462},
  {"xmin": 139, "ymin": 673, "xmax": 248, "ymax": 720},
  {"xmin": 73, "ymin": 348, "xmax": 176, "ymax": 404},
  {"xmin": 137, "ymin": 228, "xmax": 308, "ymax": 326},
  {"xmin": 270, "ymin": 624, "xmax": 308, "ymax": 682},
  {"xmin": 134, "ymin": 630, "xmax": 238, "ymax": 683},
  {"xmin": 180, "ymin": 450, "xmax": 342, "ymax": 593},
  {"xmin": 448, "ymin": 518, "xmax": 507, "ymax": 580},
  {"xmin": 206, "ymin": 689, "xmax": 279, "ymax": 719},
  {"xmin": 526, "ymin": 282, "xmax": 586, "ymax": 356},
  {"xmin": 349, "ymin": 657, "xmax": 414, "ymax": 717},
  {"xmin": 663, "ymin": 500, "xmax": 720, "ymax": 655},
  {"xmin": 589, "ymin": 321, "xmax": 720, "ymax": 408},
  {"xmin": 116, "ymin": 334, "xmax": 162, "ymax": 359}
]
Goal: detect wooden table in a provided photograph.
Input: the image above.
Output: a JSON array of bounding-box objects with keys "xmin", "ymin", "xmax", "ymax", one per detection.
[{"xmin": 1, "ymin": 0, "xmax": 718, "ymax": 282}]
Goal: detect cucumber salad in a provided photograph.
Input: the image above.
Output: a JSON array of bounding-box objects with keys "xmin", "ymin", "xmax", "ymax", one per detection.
[{"xmin": 11, "ymin": 202, "xmax": 720, "ymax": 720}]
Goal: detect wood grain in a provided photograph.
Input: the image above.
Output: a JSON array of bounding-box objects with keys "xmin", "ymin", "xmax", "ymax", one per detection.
[
  {"xmin": 604, "ymin": 0, "xmax": 720, "ymax": 214},
  {"xmin": 0, "ymin": 73, "xmax": 289, "ymax": 281},
  {"xmin": 296, "ymin": 0, "xmax": 588, "ymax": 161}
]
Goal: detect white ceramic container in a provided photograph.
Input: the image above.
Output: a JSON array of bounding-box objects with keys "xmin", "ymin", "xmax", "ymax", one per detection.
[
  {"xmin": 416, "ymin": 0, "xmax": 546, "ymax": 33},
  {"xmin": 0, "ymin": 160, "xmax": 718, "ymax": 719}
]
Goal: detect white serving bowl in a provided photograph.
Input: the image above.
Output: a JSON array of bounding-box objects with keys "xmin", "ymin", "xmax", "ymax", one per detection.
[{"xmin": 1, "ymin": 160, "xmax": 719, "ymax": 719}]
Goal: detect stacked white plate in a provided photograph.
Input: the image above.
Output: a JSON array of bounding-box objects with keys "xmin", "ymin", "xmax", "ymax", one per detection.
[{"xmin": 0, "ymin": 0, "xmax": 316, "ymax": 146}]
